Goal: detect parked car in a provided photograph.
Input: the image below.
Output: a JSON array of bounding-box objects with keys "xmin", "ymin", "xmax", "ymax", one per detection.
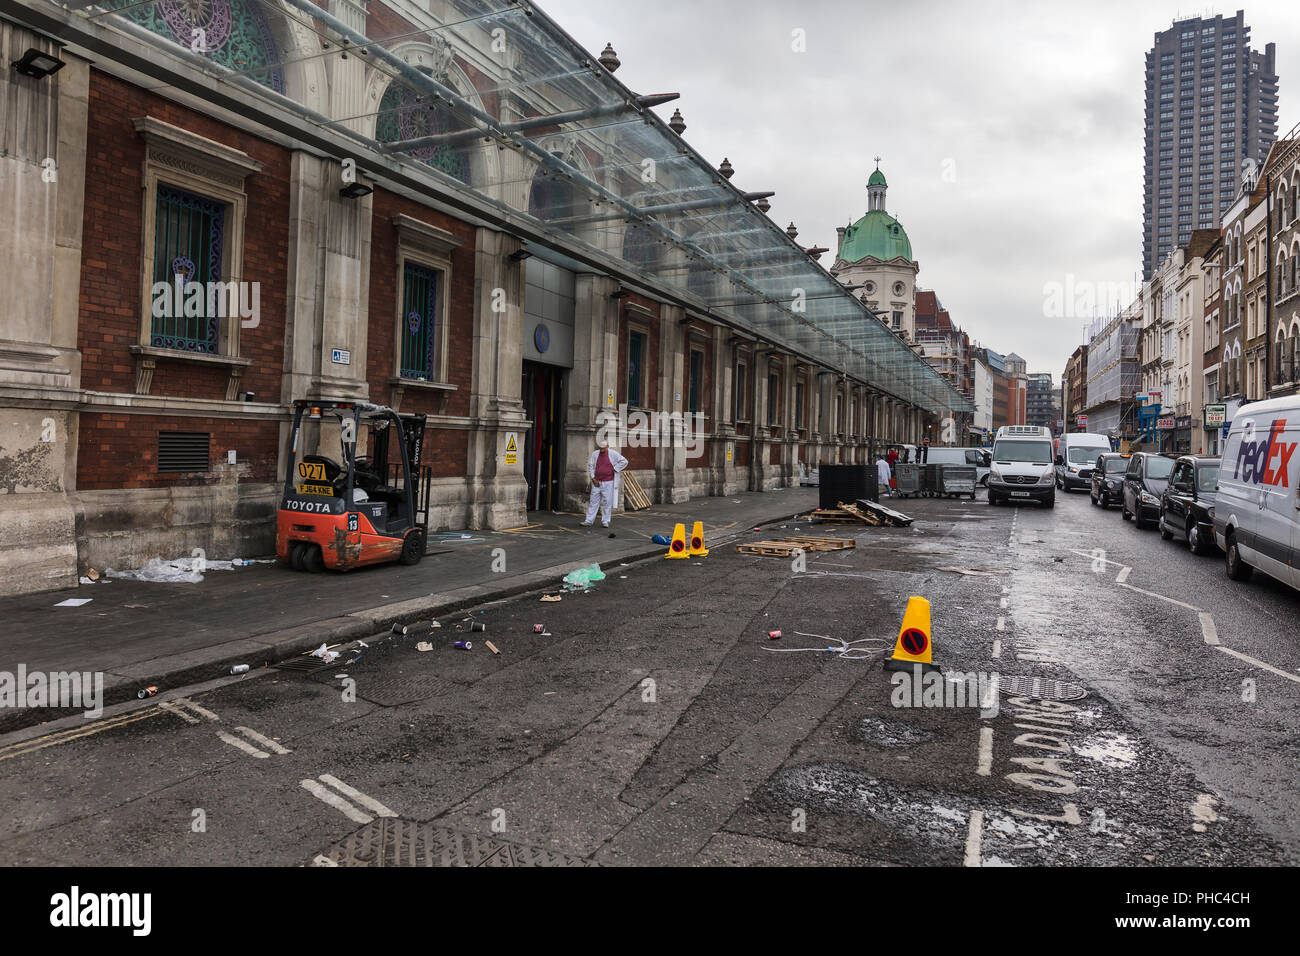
[
  {"xmin": 1055, "ymin": 432, "xmax": 1112, "ymax": 491},
  {"xmin": 1089, "ymin": 453, "xmax": 1131, "ymax": 508},
  {"xmin": 1158, "ymin": 455, "xmax": 1220, "ymax": 554},
  {"xmin": 1120, "ymin": 452, "xmax": 1176, "ymax": 529},
  {"xmin": 1213, "ymin": 397, "xmax": 1300, "ymax": 591},
  {"xmin": 925, "ymin": 446, "xmax": 993, "ymax": 485},
  {"xmin": 987, "ymin": 425, "xmax": 1055, "ymax": 507}
]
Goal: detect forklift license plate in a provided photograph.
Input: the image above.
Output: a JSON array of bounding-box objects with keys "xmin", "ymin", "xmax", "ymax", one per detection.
[{"xmin": 297, "ymin": 482, "xmax": 334, "ymax": 497}]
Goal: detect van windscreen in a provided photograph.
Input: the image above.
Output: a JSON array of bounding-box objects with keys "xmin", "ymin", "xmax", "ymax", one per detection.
[
  {"xmin": 1067, "ymin": 446, "xmax": 1103, "ymax": 463},
  {"xmin": 993, "ymin": 440, "xmax": 1052, "ymax": 464}
]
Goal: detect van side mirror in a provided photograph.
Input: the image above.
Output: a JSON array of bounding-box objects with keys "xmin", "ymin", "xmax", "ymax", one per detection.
[{"xmin": 1054, "ymin": 455, "xmax": 1064, "ymax": 466}]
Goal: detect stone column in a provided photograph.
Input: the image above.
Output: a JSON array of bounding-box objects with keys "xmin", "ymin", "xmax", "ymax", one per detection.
[
  {"xmin": 0, "ymin": 41, "xmax": 89, "ymax": 594},
  {"xmin": 465, "ymin": 228, "xmax": 530, "ymax": 527},
  {"xmin": 710, "ymin": 325, "xmax": 736, "ymax": 494},
  {"xmin": 656, "ymin": 303, "xmax": 690, "ymax": 502},
  {"xmin": 563, "ymin": 273, "xmax": 620, "ymax": 510}
]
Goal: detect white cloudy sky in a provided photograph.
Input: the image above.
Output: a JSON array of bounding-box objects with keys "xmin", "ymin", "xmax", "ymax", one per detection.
[{"xmin": 539, "ymin": 0, "xmax": 1296, "ymax": 380}]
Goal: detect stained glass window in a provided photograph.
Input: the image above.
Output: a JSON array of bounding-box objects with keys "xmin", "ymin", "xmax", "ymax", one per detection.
[
  {"xmin": 105, "ymin": 0, "xmax": 285, "ymax": 94},
  {"xmin": 375, "ymin": 78, "xmax": 470, "ymax": 184}
]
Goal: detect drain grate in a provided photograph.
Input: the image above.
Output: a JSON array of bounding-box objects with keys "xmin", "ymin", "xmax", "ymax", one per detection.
[
  {"xmin": 275, "ymin": 656, "xmax": 340, "ymax": 674},
  {"xmin": 311, "ymin": 819, "xmax": 601, "ymax": 867},
  {"xmin": 999, "ymin": 676, "xmax": 1088, "ymax": 701}
]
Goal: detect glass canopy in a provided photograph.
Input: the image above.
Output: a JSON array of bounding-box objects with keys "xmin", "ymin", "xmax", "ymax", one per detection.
[{"xmin": 45, "ymin": 0, "xmax": 972, "ymax": 414}]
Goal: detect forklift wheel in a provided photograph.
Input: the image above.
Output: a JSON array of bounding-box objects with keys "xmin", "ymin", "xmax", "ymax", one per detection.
[
  {"xmin": 303, "ymin": 545, "xmax": 324, "ymax": 573},
  {"xmin": 290, "ymin": 542, "xmax": 307, "ymax": 571},
  {"xmin": 399, "ymin": 530, "xmax": 425, "ymax": 566}
]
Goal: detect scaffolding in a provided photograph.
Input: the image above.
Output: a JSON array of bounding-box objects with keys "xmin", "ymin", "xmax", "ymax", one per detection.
[{"xmin": 1083, "ymin": 314, "xmax": 1141, "ymax": 437}]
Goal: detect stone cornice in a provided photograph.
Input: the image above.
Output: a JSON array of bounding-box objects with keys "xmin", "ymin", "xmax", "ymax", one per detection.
[{"xmin": 132, "ymin": 116, "xmax": 265, "ymax": 182}]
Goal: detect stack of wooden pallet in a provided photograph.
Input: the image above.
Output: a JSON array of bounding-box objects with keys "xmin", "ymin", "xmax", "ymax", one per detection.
[
  {"xmin": 735, "ymin": 535, "xmax": 855, "ymax": 556},
  {"xmin": 621, "ymin": 472, "xmax": 652, "ymax": 511},
  {"xmin": 805, "ymin": 499, "xmax": 913, "ymax": 528}
]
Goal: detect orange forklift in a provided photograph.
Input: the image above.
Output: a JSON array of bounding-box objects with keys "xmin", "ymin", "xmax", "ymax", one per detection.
[{"xmin": 277, "ymin": 400, "xmax": 429, "ymax": 571}]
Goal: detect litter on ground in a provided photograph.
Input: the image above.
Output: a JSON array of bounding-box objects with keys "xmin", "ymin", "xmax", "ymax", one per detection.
[{"xmin": 562, "ymin": 563, "xmax": 606, "ymax": 590}]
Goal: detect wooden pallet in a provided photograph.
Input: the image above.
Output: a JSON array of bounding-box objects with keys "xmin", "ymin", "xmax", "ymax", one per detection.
[
  {"xmin": 735, "ymin": 540, "xmax": 809, "ymax": 557},
  {"xmin": 769, "ymin": 535, "xmax": 855, "ymax": 551},
  {"xmin": 621, "ymin": 471, "xmax": 652, "ymax": 511},
  {"xmin": 851, "ymin": 498, "xmax": 914, "ymax": 527},
  {"xmin": 806, "ymin": 509, "xmax": 861, "ymax": 523}
]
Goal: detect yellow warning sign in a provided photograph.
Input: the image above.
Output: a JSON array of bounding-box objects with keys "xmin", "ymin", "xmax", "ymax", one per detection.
[
  {"xmin": 505, "ymin": 434, "xmax": 518, "ymax": 453},
  {"xmin": 505, "ymin": 453, "xmax": 518, "ymax": 465},
  {"xmin": 607, "ymin": 389, "xmax": 615, "ymax": 406},
  {"xmin": 726, "ymin": 442, "xmax": 734, "ymax": 463},
  {"xmin": 504, "ymin": 431, "xmax": 518, "ymax": 466}
]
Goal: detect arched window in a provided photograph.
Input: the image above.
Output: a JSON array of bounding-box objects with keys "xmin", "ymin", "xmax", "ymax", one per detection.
[
  {"xmin": 375, "ymin": 73, "xmax": 471, "ymax": 184},
  {"xmin": 105, "ymin": 0, "xmax": 285, "ymax": 94},
  {"xmin": 622, "ymin": 222, "xmax": 662, "ymax": 274},
  {"xmin": 528, "ymin": 162, "xmax": 579, "ymax": 223}
]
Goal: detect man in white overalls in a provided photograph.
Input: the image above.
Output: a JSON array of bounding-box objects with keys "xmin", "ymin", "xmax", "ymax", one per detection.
[{"xmin": 583, "ymin": 439, "xmax": 628, "ymax": 528}]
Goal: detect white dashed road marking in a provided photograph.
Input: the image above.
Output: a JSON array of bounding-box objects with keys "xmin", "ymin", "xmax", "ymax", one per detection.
[
  {"xmin": 1215, "ymin": 646, "xmax": 1300, "ymax": 685},
  {"xmin": 317, "ymin": 774, "xmax": 397, "ymax": 817},
  {"xmin": 235, "ymin": 726, "xmax": 291, "ymax": 754},
  {"xmin": 217, "ymin": 730, "xmax": 269, "ymax": 759},
  {"xmin": 1198, "ymin": 612, "xmax": 1220, "ymax": 646},
  {"xmin": 964, "ymin": 810, "xmax": 984, "ymax": 867},
  {"xmin": 977, "ymin": 727, "xmax": 993, "ymax": 777},
  {"xmin": 300, "ymin": 774, "xmax": 397, "ymax": 824}
]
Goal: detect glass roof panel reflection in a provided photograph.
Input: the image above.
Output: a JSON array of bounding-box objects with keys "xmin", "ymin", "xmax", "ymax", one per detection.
[{"xmin": 52, "ymin": 0, "xmax": 971, "ymax": 413}]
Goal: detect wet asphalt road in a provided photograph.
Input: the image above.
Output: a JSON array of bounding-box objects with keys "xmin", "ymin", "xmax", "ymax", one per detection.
[{"xmin": 1, "ymin": 487, "xmax": 1297, "ymax": 867}]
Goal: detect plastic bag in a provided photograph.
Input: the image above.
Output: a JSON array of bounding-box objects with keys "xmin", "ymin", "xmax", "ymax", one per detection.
[{"xmin": 562, "ymin": 562, "xmax": 607, "ymax": 589}]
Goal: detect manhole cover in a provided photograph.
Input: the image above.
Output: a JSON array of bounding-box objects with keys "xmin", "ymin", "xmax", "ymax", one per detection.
[
  {"xmin": 311, "ymin": 819, "xmax": 601, "ymax": 867},
  {"xmin": 999, "ymin": 676, "xmax": 1088, "ymax": 701},
  {"xmin": 350, "ymin": 674, "xmax": 455, "ymax": 707}
]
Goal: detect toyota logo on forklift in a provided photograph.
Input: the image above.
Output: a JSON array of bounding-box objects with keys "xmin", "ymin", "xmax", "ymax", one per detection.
[{"xmin": 276, "ymin": 400, "xmax": 431, "ymax": 572}]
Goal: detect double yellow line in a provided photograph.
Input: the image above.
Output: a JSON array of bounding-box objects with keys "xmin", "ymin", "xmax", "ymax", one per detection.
[{"xmin": 0, "ymin": 707, "xmax": 167, "ymax": 762}]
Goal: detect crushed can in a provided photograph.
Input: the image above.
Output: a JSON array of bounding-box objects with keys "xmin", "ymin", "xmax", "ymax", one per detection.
[
  {"xmin": 137, "ymin": 685, "xmax": 158, "ymax": 699},
  {"xmin": 454, "ymin": 641, "xmax": 472, "ymax": 650}
]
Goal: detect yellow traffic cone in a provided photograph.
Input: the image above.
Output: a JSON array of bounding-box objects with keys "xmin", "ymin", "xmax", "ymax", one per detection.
[
  {"xmin": 665, "ymin": 523, "xmax": 690, "ymax": 559},
  {"xmin": 688, "ymin": 521, "xmax": 709, "ymax": 557},
  {"xmin": 884, "ymin": 596, "xmax": 941, "ymax": 673}
]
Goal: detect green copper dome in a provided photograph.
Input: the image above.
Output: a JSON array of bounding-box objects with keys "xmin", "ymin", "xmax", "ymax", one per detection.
[
  {"xmin": 838, "ymin": 210, "xmax": 912, "ymax": 264},
  {"xmin": 868, "ymin": 168, "xmax": 887, "ymax": 187}
]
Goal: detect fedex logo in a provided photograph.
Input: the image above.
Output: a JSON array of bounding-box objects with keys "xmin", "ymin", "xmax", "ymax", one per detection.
[{"xmin": 1234, "ymin": 419, "xmax": 1297, "ymax": 486}]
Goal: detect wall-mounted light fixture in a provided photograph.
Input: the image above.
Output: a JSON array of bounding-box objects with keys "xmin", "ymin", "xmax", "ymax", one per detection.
[
  {"xmin": 509, "ymin": 245, "xmax": 533, "ymax": 262},
  {"xmin": 12, "ymin": 48, "xmax": 65, "ymax": 80},
  {"xmin": 339, "ymin": 181, "xmax": 372, "ymax": 199},
  {"xmin": 610, "ymin": 289, "xmax": 630, "ymax": 300}
]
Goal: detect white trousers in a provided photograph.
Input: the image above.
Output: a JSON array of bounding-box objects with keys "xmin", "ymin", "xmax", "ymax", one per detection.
[{"xmin": 585, "ymin": 480, "xmax": 616, "ymax": 525}]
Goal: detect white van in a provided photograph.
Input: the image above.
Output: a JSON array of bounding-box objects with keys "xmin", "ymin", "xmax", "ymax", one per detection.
[
  {"xmin": 1213, "ymin": 397, "xmax": 1300, "ymax": 591},
  {"xmin": 925, "ymin": 446, "xmax": 993, "ymax": 485},
  {"xmin": 1055, "ymin": 432, "xmax": 1113, "ymax": 491},
  {"xmin": 987, "ymin": 425, "xmax": 1056, "ymax": 508}
]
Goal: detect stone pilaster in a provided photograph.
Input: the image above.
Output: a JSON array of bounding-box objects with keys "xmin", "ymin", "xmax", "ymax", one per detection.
[{"xmin": 466, "ymin": 228, "xmax": 529, "ymax": 527}]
